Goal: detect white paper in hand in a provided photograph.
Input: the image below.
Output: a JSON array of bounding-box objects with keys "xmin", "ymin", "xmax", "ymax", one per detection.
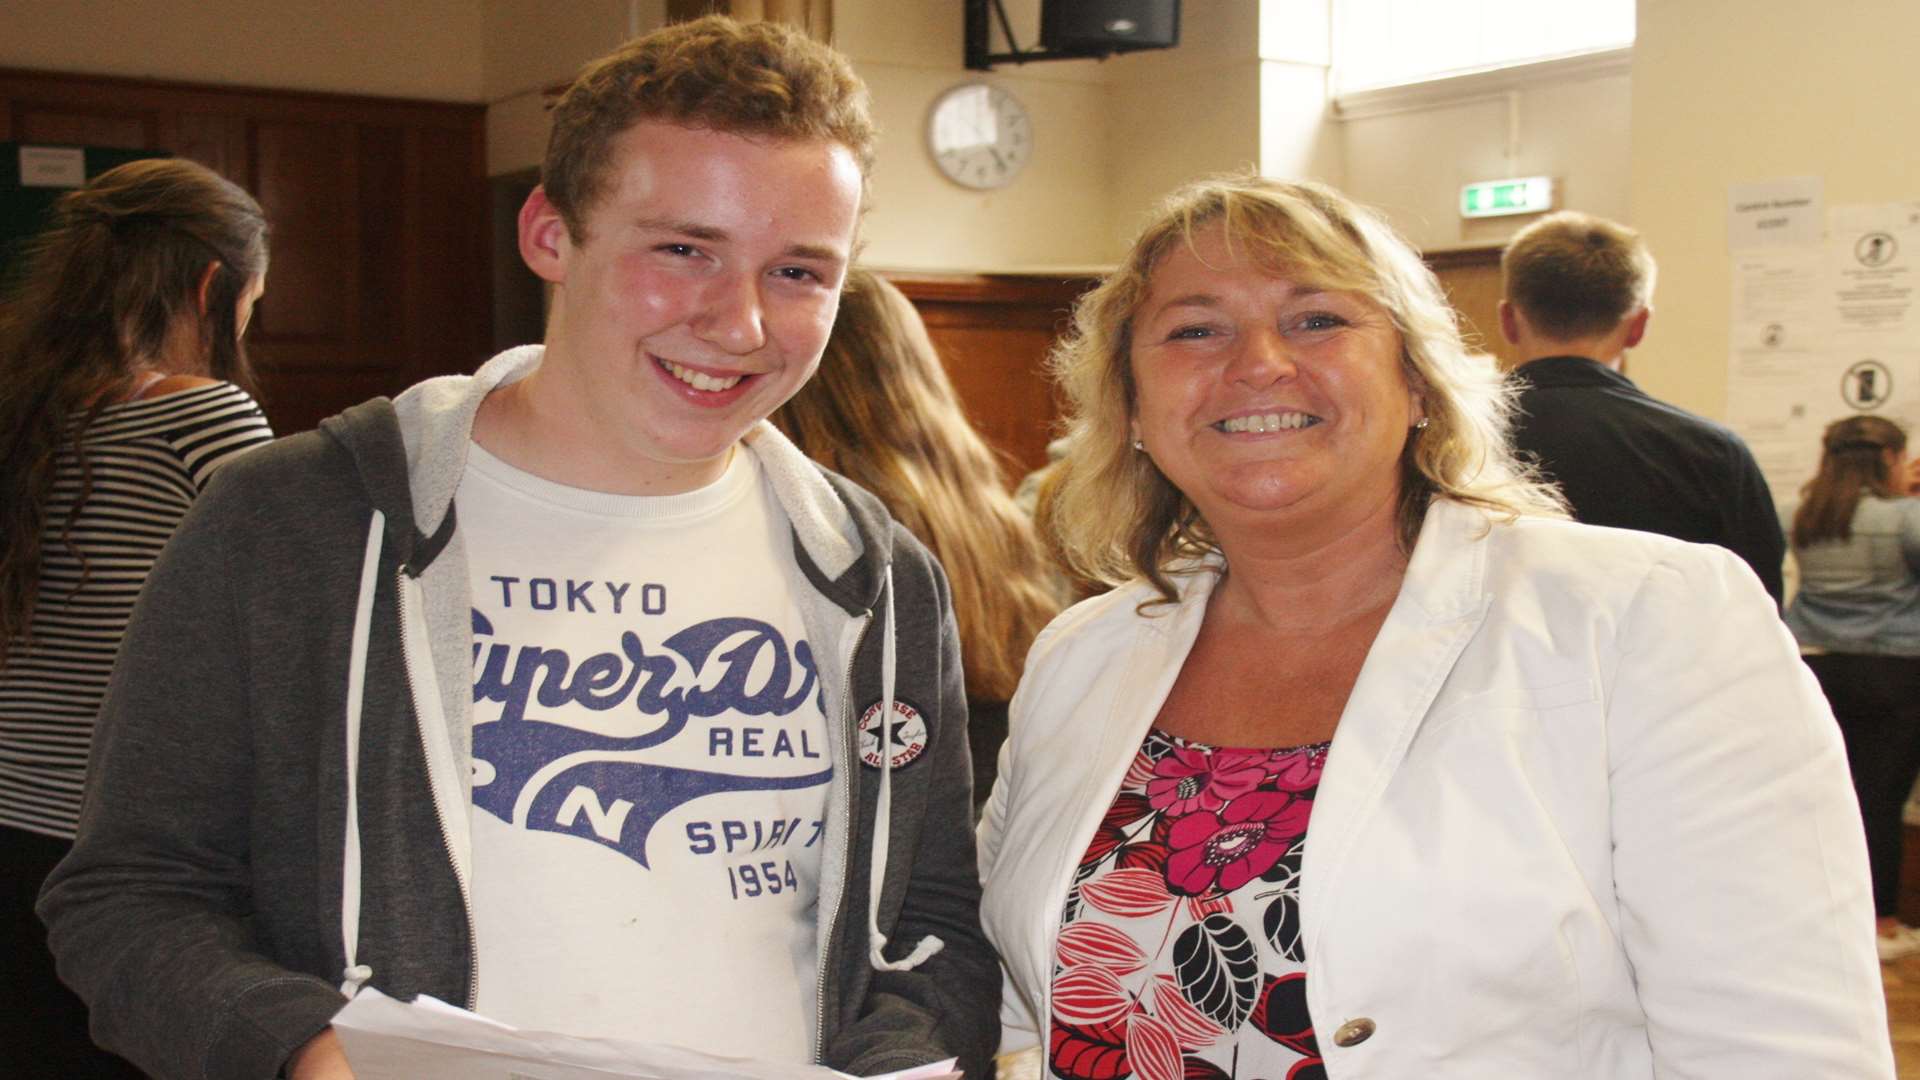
[{"xmin": 331, "ymin": 989, "xmax": 959, "ymax": 1080}]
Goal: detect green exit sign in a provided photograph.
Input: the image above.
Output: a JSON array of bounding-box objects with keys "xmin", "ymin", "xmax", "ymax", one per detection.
[{"xmin": 1461, "ymin": 177, "xmax": 1555, "ymax": 218}]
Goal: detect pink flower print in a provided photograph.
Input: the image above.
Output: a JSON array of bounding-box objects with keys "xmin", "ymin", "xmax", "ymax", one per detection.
[
  {"xmin": 1145, "ymin": 747, "xmax": 1268, "ymax": 816},
  {"xmin": 1164, "ymin": 791, "xmax": 1312, "ymax": 895},
  {"xmin": 1266, "ymin": 746, "xmax": 1326, "ymax": 792}
]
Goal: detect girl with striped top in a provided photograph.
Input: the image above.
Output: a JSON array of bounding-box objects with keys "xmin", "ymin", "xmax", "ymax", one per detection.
[{"xmin": 0, "ymin": 157, "xmax": 273, "ymax": 1077}]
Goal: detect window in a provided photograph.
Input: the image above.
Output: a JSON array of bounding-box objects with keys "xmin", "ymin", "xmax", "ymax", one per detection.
[{"xmin": 1333, "ymin": 0, "xmax": 1634, "ymax": 95}]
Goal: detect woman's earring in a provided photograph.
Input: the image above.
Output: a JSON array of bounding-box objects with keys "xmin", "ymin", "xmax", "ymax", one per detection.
[
  {"xmin": 1413, "ymin": 418, "xmax": 1430, "ymax": 431},
  {"xmin": 1132, "ymin": 439, "xmax": 1145, "ymax": 451}
]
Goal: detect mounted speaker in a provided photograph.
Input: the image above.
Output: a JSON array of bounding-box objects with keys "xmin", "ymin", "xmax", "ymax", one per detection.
[{"xmin": 1039, "ymin": 0, "xmax": 1181, "ymax": 56}]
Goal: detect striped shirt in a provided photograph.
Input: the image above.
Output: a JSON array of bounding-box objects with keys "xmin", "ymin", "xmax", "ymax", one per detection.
[{"xmin": 0, "ymin": 382, "xmax": 273, "ymax": 839}]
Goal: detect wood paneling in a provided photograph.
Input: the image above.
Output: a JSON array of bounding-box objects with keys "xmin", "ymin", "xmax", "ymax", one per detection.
[
  {"xmin": 11, "ymin": 105, "xmax": 156, "ymax": 149},
  {"xmin": 1426, "ymin": 246, "xmax": 1516, "ymax": 370},
  {"xmin": 0, "ymin": 68, "xmax": 489, "ymax": 435},
  {"xmin": 255, "ymin": 118, "xmax": 353, "ymax": 344},
  {"xmin": 887, "ymin": 273, "xmax": 1096, "ymax": 482}
]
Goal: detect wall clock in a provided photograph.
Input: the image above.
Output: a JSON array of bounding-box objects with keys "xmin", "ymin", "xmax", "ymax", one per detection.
[{"xmin": 926, "ymin": 83, "xmax": 1032, "ymax": 191}]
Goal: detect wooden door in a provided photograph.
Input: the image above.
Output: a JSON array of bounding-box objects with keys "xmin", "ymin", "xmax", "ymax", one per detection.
[
  {"xmin": 1425, "ymin": 246, "xmax": 1516, "ymax": 370},
  {"xmin": 889, "ymin": 273, "xmax": 1096, "ymax": 483}
]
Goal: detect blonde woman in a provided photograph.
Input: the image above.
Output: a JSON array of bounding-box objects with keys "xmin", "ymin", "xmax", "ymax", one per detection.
[
  {"xmin": 978, "ymin": 176, "xmax": 1889, "ymax": 1077},
  {"xmin": 774, "ymin": 269, "xmax": 1061, "ymax": 805}
]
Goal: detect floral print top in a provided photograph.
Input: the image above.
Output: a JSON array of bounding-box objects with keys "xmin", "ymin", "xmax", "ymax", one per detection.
[{"xmin": 1047, "ymin": 730, "xmax": 1331, "ymax": 1080}]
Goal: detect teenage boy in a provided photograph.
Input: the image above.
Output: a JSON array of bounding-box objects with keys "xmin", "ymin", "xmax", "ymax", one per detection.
[{"xmin": 40, "ymin": 17, "xmax": 998, "ymax": 1080}]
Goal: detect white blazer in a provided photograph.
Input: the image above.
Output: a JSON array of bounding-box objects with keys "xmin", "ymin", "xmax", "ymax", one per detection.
[{"xmin": 979, "ymin": 499, "xmax": 1891, "ymax": 1078}]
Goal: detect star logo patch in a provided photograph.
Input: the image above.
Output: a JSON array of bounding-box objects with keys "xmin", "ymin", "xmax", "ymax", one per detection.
[{"xmin": 857, "ymin": 698, "xmax": 928, "ymax": 770}]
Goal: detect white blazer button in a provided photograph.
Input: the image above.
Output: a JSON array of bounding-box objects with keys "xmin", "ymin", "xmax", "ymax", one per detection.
[{"xmin": 1333, "ymin": 1017, "xmax": 1376, "ymax": 1047}]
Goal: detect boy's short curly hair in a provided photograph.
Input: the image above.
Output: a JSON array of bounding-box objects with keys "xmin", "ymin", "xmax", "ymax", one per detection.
[{"xmin": 542, "ymin": 15, "xmax": 875, "ymax": 242}]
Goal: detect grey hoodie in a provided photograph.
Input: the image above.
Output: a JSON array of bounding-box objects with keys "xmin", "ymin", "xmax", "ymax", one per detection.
[{"xmin": 40, "ymin": 347, "xmax": 999, "ymax": 1080}]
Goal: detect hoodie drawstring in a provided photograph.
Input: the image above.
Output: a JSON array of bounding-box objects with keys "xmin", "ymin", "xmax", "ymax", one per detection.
[
  {"xmin": 867, "ymin": 564, "xmax": 945, "ymax": 973},
  {"xmin": 339, "ymin": 510, "xmax": 384, "ymax": 997}
]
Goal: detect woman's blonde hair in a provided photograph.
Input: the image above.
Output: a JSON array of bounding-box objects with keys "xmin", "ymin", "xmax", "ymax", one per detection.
[
  {"xmin": 772, "ymin": 270, "xmax": 1061, "ymax": 701},
  {"xmin": 1048, "ymin": 174, "xmax": 1564, "ymax": 600}
]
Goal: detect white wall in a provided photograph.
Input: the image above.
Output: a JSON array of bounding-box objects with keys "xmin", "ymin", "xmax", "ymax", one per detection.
[
  {"xmin": 0, "ymin": 0, "xmax": 487, "ymax": 102},
  {"xmin": 482, "ymin": 0, "xmax": 640, "ymax": 101},
  {"xmin": 475, "ymin": 0, "xmax": 1131, "ymax": 270},
  {"xmin": 838, "ymin": 0, "xmax": 1117, "ymax": 271},
  {"xmin": 24, "ymin": 0, "xmax": 1908, "ymax": 426},
  {"xmin": 480, "ymin": 0, "xmax": 659, "ymax": 176},
  {"xmin": 1337, "ymin": 62, "xmax": 1631, "ymax": 253},
  {"xmin": 1330, "ymin": 0, "xmax": 1920, "ymax": 426},
  {"xmin": 0, "ymin": 0, "xmax": 1280, "ymax": 272},
  {"xmin": 1629, "ymin": 0, "xmax": 1920, "ymax": 419},
  {"xmin": 1259, "ymin": 0, "xmax": 1342, "ymax": 203},
  {"xmin": 1099, "ymin": 0, "xmax": 1268, "ymax": 254}
]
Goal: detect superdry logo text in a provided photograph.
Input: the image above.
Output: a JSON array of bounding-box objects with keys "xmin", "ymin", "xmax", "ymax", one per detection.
[{"xmin": 471, "ymin": 594, "xmax": 830, "ymax": 872}]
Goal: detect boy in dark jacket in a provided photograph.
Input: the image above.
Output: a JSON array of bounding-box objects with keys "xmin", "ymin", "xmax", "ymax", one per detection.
[{"xmin": 40, "ymin": 16, "xmax": 998, "ymax": 1080}]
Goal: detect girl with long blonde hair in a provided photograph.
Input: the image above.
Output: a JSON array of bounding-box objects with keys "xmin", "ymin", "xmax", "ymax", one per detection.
[{"xmin": 772, "ymin": 269, "xmax": 1061, "ymax": 805}]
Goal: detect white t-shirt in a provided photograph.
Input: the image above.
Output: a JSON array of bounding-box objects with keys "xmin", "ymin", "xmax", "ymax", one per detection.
[{"xmin": 462, "ymin": 443, "xmax": 830, "ymax": 1058}]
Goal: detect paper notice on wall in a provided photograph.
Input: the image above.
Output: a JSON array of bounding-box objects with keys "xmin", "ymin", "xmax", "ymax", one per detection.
[
  {"xmin": 18, "ymin": 145, "xmax": 85, "ymax": 188},
  {"xmin": 1726, "ymin": 199, "xmax": 1920, "ymax": 504},
  {"xmin": 1726, "ymin": 381, "xmax": 1820, "ymax": 500},
  {"xmin": 1728, "ymin": 248, "xmax": 1826, "ymax": 493},
  {"xmin": 1831, "ymin": 202, "xmax": 1920, "ymax": 236},
  {"xmin": 1727, "ymin": 176, "xmax": 1823, "ymax": 250},
  {"xmin": 1827, "ymin": 203, "xmax": 1920, "ymax": 340},
  {"xmin": 1731, "ymin": 248, "xmax": 1821, "ymax": 371}
]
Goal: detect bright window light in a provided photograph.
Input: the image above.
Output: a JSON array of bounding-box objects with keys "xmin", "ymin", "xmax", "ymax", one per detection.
[{"xmin": 1333, "ymin": 0, "xmax": 1634, "ymax": 94}]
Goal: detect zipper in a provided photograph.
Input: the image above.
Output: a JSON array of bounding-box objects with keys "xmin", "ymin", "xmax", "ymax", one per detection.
[
  {"xmin": 396, "ymin": 566, "xmax": 480, "ymax": 1009},
  {"xmin": 813, "ymin": 607, "xmax": 872, "ymax": 1063}
]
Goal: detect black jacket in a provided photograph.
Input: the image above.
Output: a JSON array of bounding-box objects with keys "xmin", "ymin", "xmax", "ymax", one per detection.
[{"xmin": 1508, "ymin": 355, "xmax": 1785, "ymax": 603}]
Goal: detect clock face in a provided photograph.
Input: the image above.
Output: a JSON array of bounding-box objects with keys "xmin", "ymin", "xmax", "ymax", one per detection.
[{"xmin": 927, "ymin": 83, "xmax": 1032, "ymax": 191}]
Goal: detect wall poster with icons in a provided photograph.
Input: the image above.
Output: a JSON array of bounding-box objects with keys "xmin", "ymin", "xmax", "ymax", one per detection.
[{"xmin": 1726, "ymin": 190, "xmax": 1920, "ymax": 504}]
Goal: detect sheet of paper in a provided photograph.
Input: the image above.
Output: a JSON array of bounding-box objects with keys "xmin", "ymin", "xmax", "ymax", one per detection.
[
  {"xmin": 332, "ymin": 990, "xmax": 960, "ymax": 1080},
  {"xmin": 1727, "ymin": 176, "xmax": 1823, "ymax": 250},
  {"xmin": 1725, "ymin": 380, "xmax": 1820, "ymax": 506},
  {"xmin": 1730, "ymin": 247, "xmax": 1822, "ymax": 369},
  {"xmin": 1830, "ymin": 201, "xmax": 1920, "ymax": 236},
  {"xmin": 1727, "ymin": 248, "xmax": 1828, "ymax": 499},
  {"xmin": 18, "ymin": 145, "xmax": 86, "ymax": 188},
  {"xmin": 1826, "ymin": 203, "xmax": 1920, "ymax": 341},
  {"xmin": 1725, "ymin": 201, "xmax": 1920, "ymax": 505}
]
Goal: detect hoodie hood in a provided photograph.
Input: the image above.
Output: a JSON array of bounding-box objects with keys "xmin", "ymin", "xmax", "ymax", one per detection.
[
  {"xmin": 331, "ymin": 344, "xmax": 884, "ymax": 606},
  {"xmin": 314, "ymin": 343, "xmax": 899, "ymax": 790}
]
